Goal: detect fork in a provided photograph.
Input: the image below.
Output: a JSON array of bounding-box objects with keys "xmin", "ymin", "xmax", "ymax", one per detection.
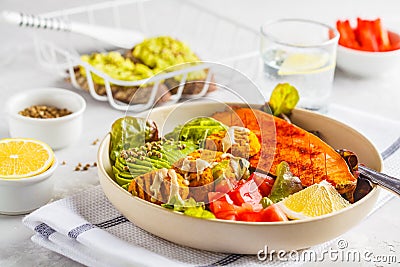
[
  {"xmin": 359, "ymin": 165, "xmax": 400, "ymax": 196},
  {"xmin": 2, "ymin": 10, "xmax": 145, "ymax": 49}
]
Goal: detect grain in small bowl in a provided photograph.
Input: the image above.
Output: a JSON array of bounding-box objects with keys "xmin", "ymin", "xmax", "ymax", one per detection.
[
  {"xmin": 335, "ymin": 18, "xmax": 400, "ymax": 77},
  {"xmin": 6, "ymin": 88, "xmax": 86, "ymax": 149}
]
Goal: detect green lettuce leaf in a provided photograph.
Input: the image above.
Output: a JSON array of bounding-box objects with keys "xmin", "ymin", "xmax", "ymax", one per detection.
[
  {"xmin": 184, "ymin": 206, "xmax": 215, "ymax": 219},
  {"xmin": 165, "ymin": 117, "xmax": 227, "ymax": 146},
  {"xmin": 162, "ymin": 197, "xmax": 215, "ymax": 219},
  {"xmin": 260, "ymin": 197, "xmax": 274, "ymax": 208},
  {"xmin": 269, "ymin": 161, "xmax": 303, "ymax": 203},
  {"xmin": 269, "ymin": 83, "xmax": 299, "ymax": 116},
  {"xmin": 109, "ymin": 116, "xmax": 158, "ymax": 165}
]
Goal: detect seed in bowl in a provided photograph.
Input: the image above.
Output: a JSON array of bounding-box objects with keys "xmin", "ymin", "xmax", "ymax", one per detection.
[{"xmin": 19, "ymin": 105, "xmax": 72, "ymax": 119}]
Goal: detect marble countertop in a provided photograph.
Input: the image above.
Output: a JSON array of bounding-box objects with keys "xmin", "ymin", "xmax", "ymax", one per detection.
[{"xmin": 1, "ymin": 0, "xmax": 400, "ymax": 266}]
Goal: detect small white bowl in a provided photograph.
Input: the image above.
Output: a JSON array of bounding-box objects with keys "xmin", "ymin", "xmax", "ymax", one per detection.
[
  {"xmin": 0, "ymin": 159, "xmax": 58, "ymax": 215},
  {"xmin": 336, "ymin": 31, "xmax": 400, "ymax": 77},
  {"xmin": 6, "ymin": 88, "xmax": 86, "ymax": 149}
]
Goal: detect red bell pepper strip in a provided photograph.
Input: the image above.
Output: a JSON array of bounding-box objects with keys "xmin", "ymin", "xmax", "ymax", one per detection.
[
  {"xmin": 336, "ymin": 20, "xmax": 359, "ymax": 49},
  {"xmin": 336, "ymin": 17, "xmax": 400, "ymax": 52},
  {"xmin": 355, "ymin": 18, "xmax": 379, "ymax": 51},
  {"xmin": 388, "ymin": 31, "xmax": 400, "ymax": 51},
  {"xmin": 372, "ymin": 18, "xmax": 391, "ymax": 51}
]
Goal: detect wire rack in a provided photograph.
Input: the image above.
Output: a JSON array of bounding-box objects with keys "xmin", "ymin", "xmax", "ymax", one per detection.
[{"xmin": 33, "ymin": 0, "xmax": 263, "ymax": 112}]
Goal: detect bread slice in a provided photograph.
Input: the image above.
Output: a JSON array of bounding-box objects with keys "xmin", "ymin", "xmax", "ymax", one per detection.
[{"xmin": 163, "ymin": 74, "xmax": 217, "ymax": 95}]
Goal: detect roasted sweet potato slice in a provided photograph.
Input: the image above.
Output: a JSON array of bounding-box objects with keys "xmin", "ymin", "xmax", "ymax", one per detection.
[{"xmin": 212, "ymin": 108, "xmax": 357, "ymax": 195}]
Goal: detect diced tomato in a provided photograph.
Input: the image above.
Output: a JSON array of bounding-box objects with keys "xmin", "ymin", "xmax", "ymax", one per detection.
[
  {"xmin": 208, "ymin": 192, "xmax": 237, "ymax": 220},
  {"xmin": 236, "ymin": 203, "xmax": 288, "ymax": 222},
  {"xmin": 208, "ymin": 172, "xmax": 289, "ymax": 222},
  {"xmin": 208, "ymin": 192, "xmax": 230, "ymax": 203},
  {"xmin": 237, "ymin": 210, "xmax": 264, "ymax": 222},
  {"xmin": 235, "ymin": 203, "xmax": 259, "ymax": 221},
  {"xmin": 209, "ymin": 197, "xmax": 234, "ymax": 214},
  {"xmin": 228, "ymin": 178, "xmax": 262, "ymax": 207},
  {"xmin": 260, "ymin": 204, "xmax": 288, "ymax": 222},
  {"xmin": 208, "ymin": 194, "xmax": 235, "ymax": 220},
  {"xmin": 215, "ymin": 210, "xmax": 237, "ymax": 220},
  {"xmin": 214, "ymin": 177, "xmax": 237, "ymax": 194},
  {"xmin": 208, "ymin": 191, "xmax": 288, "ymax": 222},
  {"xmin": 250, "ymin": 172, "xmax": 275, "ymax": 197}
]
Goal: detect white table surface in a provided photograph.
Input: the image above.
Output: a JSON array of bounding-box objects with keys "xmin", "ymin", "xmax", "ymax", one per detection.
[{"xmin": 1, "ymin": 0, "xmax": 400, "ymax": 266}]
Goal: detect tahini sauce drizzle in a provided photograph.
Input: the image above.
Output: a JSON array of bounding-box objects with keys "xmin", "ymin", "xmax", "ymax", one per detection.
[{"xmin": 150, "ymin": 168, "xmax": 168, "ymax": 198}]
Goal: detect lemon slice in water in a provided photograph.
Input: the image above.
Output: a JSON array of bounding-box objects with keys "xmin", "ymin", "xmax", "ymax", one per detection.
[{"xmin": 278, "ymin": 52, "xmax": 332, "ymax": 75}]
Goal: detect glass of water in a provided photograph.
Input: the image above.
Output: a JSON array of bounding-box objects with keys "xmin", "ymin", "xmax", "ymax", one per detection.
[{"xmin": 260, "ymin": 19, "xmax": 339, "ymax": 113}]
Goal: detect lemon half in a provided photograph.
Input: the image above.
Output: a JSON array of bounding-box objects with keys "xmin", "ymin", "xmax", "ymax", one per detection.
[
  {"xmin": 277, "ymin": 180, "xmax": 350, "ymax": 219},
  {"xmin": 0, "ymin": 138, "xmax": 55, "ymax": 179}
]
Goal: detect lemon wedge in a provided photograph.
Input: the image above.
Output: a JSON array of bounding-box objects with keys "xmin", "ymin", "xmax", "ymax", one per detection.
[
  {"xmin": 0, "ymin": 138, "xmax": 55, "ymax": 179},
  {"xmin": 278, "ymin": 52, "xmax": 332, "ymax": 75},
  {"xmin": 277, "ymin": 180, "xmax": 350, "ymax": 219}
]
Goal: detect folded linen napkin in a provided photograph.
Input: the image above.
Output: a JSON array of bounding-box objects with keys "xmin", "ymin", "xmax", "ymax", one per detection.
[{"xmin": 22, "ymin": 105, "xmax": 400, "ymax": 267}]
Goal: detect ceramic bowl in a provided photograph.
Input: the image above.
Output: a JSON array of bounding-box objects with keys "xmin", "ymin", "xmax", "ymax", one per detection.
[
  {"xmin": 0, "ymin": 158, "xmax": 57, "ymax": 215},
  {"xmin": 6, "ymin": 88, "xmax": 86, "ymax": 150},
  {"xmin": 336, "ymin": 31, "xmax": 400, "ymax": 77},
  {"xmin": 97, "ymin": 102, "xmax": 382, "ymax": 254}
]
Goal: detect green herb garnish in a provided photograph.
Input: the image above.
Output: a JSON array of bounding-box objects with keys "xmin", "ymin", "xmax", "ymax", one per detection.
[{"xmin": 268, "ymin": 83, "xmax": 299, "ymax": 116}]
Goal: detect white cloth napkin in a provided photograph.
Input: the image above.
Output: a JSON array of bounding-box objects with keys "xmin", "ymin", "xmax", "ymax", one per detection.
[{"xmin": 22, "ymin": 105, "xmax": 400, "ymax": 267}]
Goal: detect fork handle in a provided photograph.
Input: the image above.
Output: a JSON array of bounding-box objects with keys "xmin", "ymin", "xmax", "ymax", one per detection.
[
  {"xmin": 2, "ymin": 11, "xmax": 70, "ymax": 31},
  {"xmin": 359, "ymin": 165, "xmax": 400, "ymax": 197},
  {"xmin": 2, "ymin": 10, "xmax": 145, "ymax": 49}
]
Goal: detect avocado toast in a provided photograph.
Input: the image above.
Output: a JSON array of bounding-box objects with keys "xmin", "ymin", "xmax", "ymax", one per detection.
[{"xmin": 71, "ymin": 36, "xmax": 216, "ymax": 105}]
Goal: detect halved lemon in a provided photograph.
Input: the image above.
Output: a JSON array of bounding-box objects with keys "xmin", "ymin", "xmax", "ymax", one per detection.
[
  {"xmin": 0, "ymin": 138, "xmax": 55, "ymax": 179},
  {"xmin": 278, "ymin": 52, "xmax": 332, "ymax": 75},
  {"xmin": 277, "ymin": 180, "xmax": 350, "ymax": 219}
]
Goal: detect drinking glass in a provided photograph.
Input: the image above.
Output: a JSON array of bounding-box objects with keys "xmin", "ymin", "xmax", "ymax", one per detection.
[{"xmin": 260, "ymin": 18, "xmax": 339, "ymax": 113}]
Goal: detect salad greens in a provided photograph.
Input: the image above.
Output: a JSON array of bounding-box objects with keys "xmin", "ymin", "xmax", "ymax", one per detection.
[
  {"xmin": 162, "ymin": 197, "xmax": 215, "ymax": 219},
  {"xmin": 109, "ymin": 116, "xmax": 158, "ymax": 165},
  {"xmin": 269, "ymin": 161, "xmax": 303, "ymax": 203},
  {"xmin": 268, "ymin": 83, "xmax": 299, "ymax": 116},
  {"xmin": 165, "ymin": 117, "xmax": 227, "ymax": 146}
]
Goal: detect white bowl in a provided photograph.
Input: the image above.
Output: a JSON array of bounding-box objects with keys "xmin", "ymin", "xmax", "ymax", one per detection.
[
  {"xmin": 336, "ymin": 33, "xmax": 400, "ymax": 77},
  {"xmin": 97, "ymin": 102, "xmax": 382, "ymax": 254},
  {"xmin": 6, "ymin": 88, "xmax": 86, "ymax": 149},
  {"xmin": 0, "ymin": 159, "xmax": 57, "ymax": 215}
]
